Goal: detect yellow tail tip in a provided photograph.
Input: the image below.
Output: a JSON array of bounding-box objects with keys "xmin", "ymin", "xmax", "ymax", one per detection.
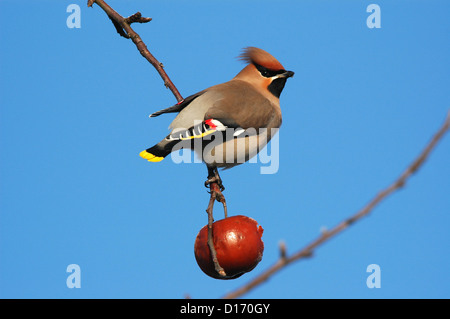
[{"xmin": 140, "ymin": 150, "xmax": 164, "ymax": 162}]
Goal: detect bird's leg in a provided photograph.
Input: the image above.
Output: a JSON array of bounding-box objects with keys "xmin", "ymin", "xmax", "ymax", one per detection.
[
  {"xmin": 205, "ymin": 166, "xmax": 225, "ymax": 192},
  {"xmin": 205, "ymin": 166, "xmax": 227, "ymax": 218},
  {"xmin": 204, "ymin": 166, "xmax": 228, "ymax": 278}
]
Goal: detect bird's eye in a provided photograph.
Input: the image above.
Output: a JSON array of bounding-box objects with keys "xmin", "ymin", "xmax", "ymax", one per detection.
[
  {"xmin": 254, "ymin": 63, "xmax": 282, "ymax": 78},
  {"xmin": 254, "ymin": 63, "xmax": 271, "ymax": 77}
]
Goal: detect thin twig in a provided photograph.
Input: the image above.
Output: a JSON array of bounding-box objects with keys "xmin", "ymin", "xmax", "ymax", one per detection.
[
  {"xmin": 223, "ymin": 111, "xmax": 450, "ymax": 299},
  {"xmin": 278, "ymin": 241, "xmax": 287, "ymax": 260},
  {"xmin": 206, "ymin": 183, "xmax": 226, "ymax": 277},
  {"xmin": 87, "ymin": 0, "xmax": 183, "ymax": 102}
]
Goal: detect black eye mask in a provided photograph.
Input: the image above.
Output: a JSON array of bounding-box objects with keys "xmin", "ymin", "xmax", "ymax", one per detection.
[{"xmin": 253, "ymin": 63, "xmax": 287, "ymax": 78}]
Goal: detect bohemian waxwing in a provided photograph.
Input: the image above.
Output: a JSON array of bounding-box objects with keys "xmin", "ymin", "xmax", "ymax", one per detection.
[{"xmin": 140, "ymin": 47, "xmax": 294, "ymax": 185}]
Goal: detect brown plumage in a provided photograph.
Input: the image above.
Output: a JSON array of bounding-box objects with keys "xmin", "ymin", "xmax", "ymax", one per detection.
[{"xmin": 140, "ymin": 47, "xmax": 294, "ymax": 170}]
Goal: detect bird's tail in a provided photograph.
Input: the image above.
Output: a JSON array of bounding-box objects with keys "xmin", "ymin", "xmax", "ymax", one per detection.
[{"xmin": 140, "ymin": 141, "xmax": 173, "ymax": 162}]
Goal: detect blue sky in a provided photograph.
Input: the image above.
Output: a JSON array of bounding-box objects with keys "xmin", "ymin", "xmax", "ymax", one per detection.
[{"xmin": 1, "ymin": 0, "xmax": 449, "ymax": 299}]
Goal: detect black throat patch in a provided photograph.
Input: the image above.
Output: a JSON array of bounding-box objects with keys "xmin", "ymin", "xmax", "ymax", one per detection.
[{"xmin": 268, "ymin": 77, "xmax": 288, "ymax": 98}]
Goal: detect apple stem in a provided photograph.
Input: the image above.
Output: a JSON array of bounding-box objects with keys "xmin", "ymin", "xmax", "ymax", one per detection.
[{"xmin": 205, "ymin": 167, "xmax": 228, "ymax": 277}]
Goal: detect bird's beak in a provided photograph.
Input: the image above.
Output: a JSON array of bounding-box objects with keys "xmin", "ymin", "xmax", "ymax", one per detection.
[{"xmin": 282, "ymin": 70, "xmax": 295, "ymax": 78}]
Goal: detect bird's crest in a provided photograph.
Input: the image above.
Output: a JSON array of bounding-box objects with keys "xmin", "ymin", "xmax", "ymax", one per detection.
[{"xmin": 238, "ymin": 47, "xmax": 284, "ymax": 71}]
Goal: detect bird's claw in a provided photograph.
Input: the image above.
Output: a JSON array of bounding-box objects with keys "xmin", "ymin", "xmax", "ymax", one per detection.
[{"xmin": 205, "ymin": 175, "xmax": 225, "ymax": 192}]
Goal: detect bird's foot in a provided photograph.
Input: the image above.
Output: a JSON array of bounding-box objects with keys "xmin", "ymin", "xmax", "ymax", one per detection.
[
  {"xmin": 204, "ymin": 171, "xmax": 225, "ymax": 192},
  {"xmin": 205, "ymin": 166, "xmax": 227, "ymax": 218}
]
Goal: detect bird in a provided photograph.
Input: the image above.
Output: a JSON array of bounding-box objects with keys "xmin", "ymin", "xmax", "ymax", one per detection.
[{"xmin": 140, "ymin": 47, "xmax": 294, "ymax": 188}]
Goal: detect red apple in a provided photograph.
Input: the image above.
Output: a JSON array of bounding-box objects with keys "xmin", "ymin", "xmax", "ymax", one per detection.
[{"xmin": 194, "ymin": 215, "xmax": 264, "ymax": 279}]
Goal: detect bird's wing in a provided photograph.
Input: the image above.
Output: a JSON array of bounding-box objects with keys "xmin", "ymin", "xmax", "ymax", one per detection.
[
  {"xmin": 149, "ymin": 91, "xmax": 205, "ymax": 118},
  {"xmin": 204, "ymin": 81, "xmax": 282, "ymax": 130},
  {"xmin": 165, "ymin": 119, "xmax": 228, "ymax": 141},
  {"xmin": 168, "ymin": 80, "xmax": 281, "ymax": 133}
]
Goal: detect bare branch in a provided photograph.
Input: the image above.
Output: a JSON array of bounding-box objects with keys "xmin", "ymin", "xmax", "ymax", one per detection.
[
  {"xmin": 223, "ymin": 111, "xmax": 450, "ymax": 299},
  {"xmin": 87, "ymin": 0, "xmax": 183, "ymax": 102}
]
